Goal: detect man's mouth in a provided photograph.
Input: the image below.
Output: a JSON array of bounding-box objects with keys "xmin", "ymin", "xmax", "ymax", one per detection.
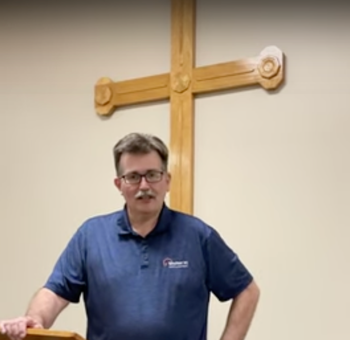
[
  {"xmin": 137, "ymin": 195, "xmax": 154, "ymax": 200},
  {"xmin": 135, "ymin": 191, "xmax": 156, "ymax": 200}
]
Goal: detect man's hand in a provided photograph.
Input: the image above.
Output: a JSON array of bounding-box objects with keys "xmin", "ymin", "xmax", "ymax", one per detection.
[{"xmin": 0, "ymin": 316, "xmax": 43, "ymax": 340}]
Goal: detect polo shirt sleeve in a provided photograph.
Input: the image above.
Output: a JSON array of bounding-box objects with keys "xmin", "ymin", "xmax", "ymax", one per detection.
[
  {"xmin": 204, "ymin": 227, "xmax": 253, "ymax": 302},
  {"xmin": 43, "ymin": 227, "xmax": 86, "ymax": 303}
]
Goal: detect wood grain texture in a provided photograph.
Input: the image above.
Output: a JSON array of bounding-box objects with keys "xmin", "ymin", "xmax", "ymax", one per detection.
[
  {"xmin": 0, "ymin": 329, "xmax": 85, "ymax": 340},
  {"xmin": 169, "ymin": 0, "xmax": 195, "ymax": 214}
]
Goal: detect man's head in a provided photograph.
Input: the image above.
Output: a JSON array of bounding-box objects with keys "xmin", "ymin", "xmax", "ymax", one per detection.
[{"xmin": 113, "ymin": 133, "xmax": 171, "ymax": 216}]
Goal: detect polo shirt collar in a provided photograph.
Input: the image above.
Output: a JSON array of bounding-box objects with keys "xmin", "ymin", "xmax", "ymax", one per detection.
[{"xmin": 117, "ymin": 203, "xmax": 172, "ymax": 237}]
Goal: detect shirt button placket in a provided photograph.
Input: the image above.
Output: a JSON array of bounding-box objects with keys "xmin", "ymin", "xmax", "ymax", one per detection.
[{"xmin": 141, "ymin": 239, "xmax": 149, "ymax": 268}]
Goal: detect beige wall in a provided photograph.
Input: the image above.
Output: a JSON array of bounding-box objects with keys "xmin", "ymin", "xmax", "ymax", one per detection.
[{"xmin": 1, "ymin": 1, "xmax": 349, "ymax": 340}]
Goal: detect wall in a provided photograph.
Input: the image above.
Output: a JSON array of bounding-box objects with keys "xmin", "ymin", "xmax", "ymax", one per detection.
[{"xmin": 1, "ymin": 1, "xmax": 349, "ymax": 340}]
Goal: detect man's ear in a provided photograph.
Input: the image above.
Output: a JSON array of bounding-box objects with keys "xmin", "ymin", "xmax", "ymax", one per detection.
[
  {"xmin": 166, "ymin": 172, "xmax": 171, "ymax": 191},
  {"xmin": 114, "ymin": 177, "xmax": 122, "ymax": 191}
]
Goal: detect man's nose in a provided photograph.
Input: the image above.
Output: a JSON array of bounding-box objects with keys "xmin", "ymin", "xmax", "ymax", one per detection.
[{"xmin": 139, "ymin": 177, "xmax": 150, "ymax": 189}]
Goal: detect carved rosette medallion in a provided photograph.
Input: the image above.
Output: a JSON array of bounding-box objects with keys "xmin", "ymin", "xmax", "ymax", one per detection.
[
  {"xmin": 258, "ymin": 56, "xmax": 280, "ymax": 79},
  {"xmin": 95, "ymin": 77, "xmax": 113, "ymax": 105},
  {"xmin": 171, "ymin": 72, "xmax": 191, "ymax": 93}
]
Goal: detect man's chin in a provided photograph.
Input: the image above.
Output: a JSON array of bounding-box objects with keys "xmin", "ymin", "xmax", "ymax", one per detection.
[{"xmin": 135, "ymin": 198, "xmax": 161, "ymax": 211}]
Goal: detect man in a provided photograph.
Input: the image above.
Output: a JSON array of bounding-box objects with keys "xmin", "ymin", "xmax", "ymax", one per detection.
[{"xmin": 0, "ymin": 133, "xmax": 260, "ymax": 340}]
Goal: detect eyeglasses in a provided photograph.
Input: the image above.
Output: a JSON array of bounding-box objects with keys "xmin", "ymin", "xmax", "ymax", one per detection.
[{"xmin": 121, "ymin": 170, "xmax": 164, "ymax": 184}]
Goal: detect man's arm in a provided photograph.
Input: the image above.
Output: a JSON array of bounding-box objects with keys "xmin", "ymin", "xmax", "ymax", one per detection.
[
  {"xmin": 203, "ymin": 226, "xmax": 260, "ymax": 340},
  {"xmin": 26, "ymin": 226, "xmax": 86, "ymax": 329},
  {"xmin": 25, "ymin": 288, "xmax": 70, "ymax": 329},
  {"xmin": 1, "ymin": 226, "xmax": 86, "ymax": 340},
  {"xmin": 0, "ymin": 288, "xmax": 70, "ymax": 340},
  {"xmin": 220, "ymin": 280, "xmax": 260, "ymax": 340}
]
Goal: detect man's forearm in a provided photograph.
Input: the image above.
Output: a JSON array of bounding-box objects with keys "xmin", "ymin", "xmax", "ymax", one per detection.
[
  {"xmin": 220, "ymin": 281, "xmax": 260, "ymax": 340},
  {"xmin": 25, "ymin": 288, "xmax": 69, "ymax": 329}
]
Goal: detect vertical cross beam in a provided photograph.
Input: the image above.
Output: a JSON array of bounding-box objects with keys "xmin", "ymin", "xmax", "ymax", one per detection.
[{"xmin": 169, "ymin": 0, "xmax": 195, "ymax": 215}]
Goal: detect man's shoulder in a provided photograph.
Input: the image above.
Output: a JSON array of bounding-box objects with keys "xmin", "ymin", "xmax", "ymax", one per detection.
[
  {"xmin": 77, "ymin": 209, "xmax": 123, "ymax": 234},
  {"xmin": 169, "ymin": 208, "xmax": 214, "ymax": 239}
]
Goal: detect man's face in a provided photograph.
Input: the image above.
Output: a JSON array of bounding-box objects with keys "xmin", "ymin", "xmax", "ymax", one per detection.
[{"xmin": 114, "ymin": 151, "xmax": 171, "ymax": 215}]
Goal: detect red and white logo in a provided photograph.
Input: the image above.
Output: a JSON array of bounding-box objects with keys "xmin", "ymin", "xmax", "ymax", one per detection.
[
  {"xmin": 163, "ymin": 257, "xmax": 173, "ymax": 267},
  {"xmin": 162, "ymin": 257, "xmax": 189, "ymax": 269}
]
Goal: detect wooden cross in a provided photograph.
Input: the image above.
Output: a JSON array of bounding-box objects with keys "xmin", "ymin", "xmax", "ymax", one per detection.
[{"xmin": 94, "ymin": 0, "xmax": 285, "ymax": 215}]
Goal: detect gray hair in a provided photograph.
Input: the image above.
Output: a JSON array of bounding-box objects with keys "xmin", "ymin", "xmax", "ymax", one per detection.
[{"xmin": 113, "ymin": 133, "xmax": 169, "ymax": 176}]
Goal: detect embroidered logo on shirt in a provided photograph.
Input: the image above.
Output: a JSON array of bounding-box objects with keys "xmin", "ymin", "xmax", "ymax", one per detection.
[{"xmin": 163, "ymin": 257, "xmax": 189, "ymax": 269}]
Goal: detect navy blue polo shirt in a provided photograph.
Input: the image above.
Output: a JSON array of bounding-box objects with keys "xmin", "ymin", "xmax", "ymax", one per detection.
[{"xmin": 44, "ymin": 204, "xmax": 253, "ymax": 340}]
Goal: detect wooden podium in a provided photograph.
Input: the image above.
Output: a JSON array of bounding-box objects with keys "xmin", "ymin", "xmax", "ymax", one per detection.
[{"xmin": 0, "ymin": 329, "xmax": 85, "ymax": 340}]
